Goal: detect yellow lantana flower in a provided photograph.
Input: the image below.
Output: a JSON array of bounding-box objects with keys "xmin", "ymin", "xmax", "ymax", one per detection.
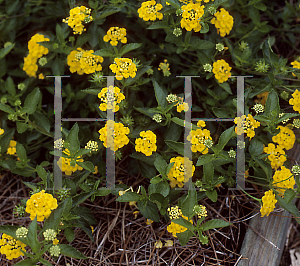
[
  {"xmin": 260, "ymin": 190, "xmax": 277, "ymax": 217},
  {"xmin": 180, "ymin": 3, "xmax": 205, "ymax": 32},
  {"xmin": 103, "ymin": 27, "xmax": 127, "ymax": 46},
  {"xmin": 212, "ymin": 59, "xmax": 231, "ymax": 83},
  {"xmin": 109, "ymin": 58, "xmax": 137, "ymax": 80},
  {"xmin": 138, "ymin": 0, "xmax": 163, "ymax": 21},
  {"xmin": 211, "ymin": 8, "xmax": 234, "ymax": 37}
]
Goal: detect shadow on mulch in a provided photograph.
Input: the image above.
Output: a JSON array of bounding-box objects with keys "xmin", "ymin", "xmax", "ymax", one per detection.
[{"xmin": 1, "ymin": 163, "xmax": 298, "ymax": 266}]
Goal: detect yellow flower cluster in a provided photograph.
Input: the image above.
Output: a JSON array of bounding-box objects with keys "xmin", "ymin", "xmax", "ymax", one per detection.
[
  {"xmin": 272, "ymin": 166, "xmax": 295, "ymax": 197},
  {"xmin": 289, "ymin": 89, "xmax": 300, "ymax": 113},
  {"xmin": 0, "ymin": 233, "xmax": 26, "ymax": 260},
  {"xmin": 7, "ymin": 140, "xmax": 17, "ymax": 155},
  {"xmin": 175, "ymin": 96, "xmax": 189, "ymax": 113},
  {"xmin": 98, "ymin": 86, "xmax": 125, "ymax": 112},
  {"xmin": 167, "ymin": 157, "xmax": 195, "ymax": 188},
  {"xmin": 234, "ymin": 114, "xmax": 260, "ymax": 140},
  {"xmin": 263, "ymin": 143, "xmax": 286, "ymax": 170},
  {"xmin": 254, "ymin": 91, "xmax": 269, "ymax": 106},
  {"xmin": 187, "ymin": 121, "xmax": 212, "ymax": 153},
  {"xmin": 272, "ymin": 126, "xmax": 295, "ymax": 150},
  {"xmin": 135, "ymin": 130, "xmax": 157, "ymax": 156},
  {"xmin": 291, "ymin": 60, "xmax": 300, "ymax": 69},
  {"xmin": 260, "ymin": 190, "xmax": 277, "ymax": 217},
  {"xmin": 57, "ymin": 148, "xmax": 83, "ymax": 176},
  {"xmin": 212, "ymin": 59, "xmax": 232, "ymax": 83},
  {"xmin": 167, "ymin": 206, "xmax": 182, "ymax": 219},
  {"xmin": 0, "ymin": 128, "xmax": 4, "ymax": 135},
  {"xmin": 109, "ymin": 58, "xmax": 137, "ymax": 80},
  {"xmin": 158, "ymin": 59, "xmax": 171, "ymax": 77},
  {"xmin": 98, "ymin": 120, "xmax": 130, "ymax": 151},
  {"xmin": 138, "ymin": 0, "xmax": 163, "ymax": 21},
  {"xmin": 23, "ymin": 34, "xmax": 49, "ymax": 78},
  {"xmin": 25, "ymin": 190, "xmax": 58, "ymax": 222},
  {"xmin": 211, "ymin": 8, "xmax": 234, "ymax": 37},
  {"xmin": 180, "ymin": 3, "xmax": 205, "ymax": 32},
  {"xmin": 167, "ymin": 215, "xmax": 192, "ymax": 238},
  {"xmin": 62, "ymin": 6, "xmax": 93, "ymax": 34},
  {"xmin": 67, "ymin": 48, "xmax": 104, "ymax": 75},
  {"xmin": 103, "ymin": 27, "xmax": 127, "ymax": 46}
]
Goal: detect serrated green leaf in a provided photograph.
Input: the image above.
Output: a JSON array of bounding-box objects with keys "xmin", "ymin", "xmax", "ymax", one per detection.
[
  {"xmin": 24, "ymin": 87, "xmax": 41, "ymax": 115},
  {"xmin": 219, "ymin": 82, "xmax": 232, "ymax": 95},
  {"xmin": 64, "ymin": 228, "xmax": 75, "ymax": 242},
  {"xmin": 152, "ymin": 79, "xmax": 167, "ymax": 108},
  {"xmin": 171, "ymin": 117, "xmax": 198, "ymax": 130},
  {"xmin": 0, "ymin": 43, "xmax": 15, "ymax": 59},
  {"xmin": 72, "ymin": 191, "xmax": 95, "ymax": 207},
  {"xmin": 81, "ymin": 88, "xmax": 102, "ymax": 95},
  {"xmin": 206, "ymin": 189, "xmax": 218, "ymax": 202},
  {"xmin": 196, "ymin": 154, "xmax": 215, "ymax": 166},
  {"xmin": 138, "ymin": 200, "xmax": 160, "ymax": 222},
  {"xmin": 60, "ymin": 244, "xmax": 87, "ymax": 259},
  {"xmin": 5, "ymin": 76, "xmax": 16, "ymax": 96},
  {"xmin": 189, "ymin": 37, "xmax": 214, "ymax": 50},
  {"xmin": 284, "ymin": 189, "xmax": 296, "ymax": 204},
  {"xmin": 32, "ymin": 112, "xmax": 51, "ymax": 133},
  {"xmin": 165, "ymin": 140, "xmax": 184, "ymax": 156},
  {"xmin": 116, "ymin": 191, "xmax": 142, "ymax": 202},
  {"xmin": 16, "ymin": 122, "xmax": 28, "ymax": 134},
  {"xmin": 275, "ymin": 195, "xmax": 300, "ymax": 224},
  {"xmin": 16, "ymin": 142, "xmax": 27, "ymax": 161},
  {"xmin": 66, "ymin": 123, "xmax": 80, "ymax": 154},
  {"xmin": 94, "ymin": 188, "xmax": 111, "ymax": 196},
  {"xmin": 119, "ymin": 43, "xmax": 142, "ymax": 57},
  {"xmin": 0, "ymin": 103, "xmax": 14, "ymax": 113},
  {"xmin": 76, "ymin": 161, "xmax": 95, "ymax": 172},
  {"xmin": 14, "ymin": 259, "xmax": 36, "ymax": 266},
  {"xmin": 249, "ymin": 138, "xmax": 264, "ymax": 157},
  {"xmin": 181, "ymin": 184, "xmax": 197, "ymax": 218},
  {"xmin": 148, "ymin": 181, "xmax": 170, "ymax": 197},
  {"xmin": 27, "ymin": 216, "xmax": 41, "ymax": 253},
  {"xmin": 36, "ymin": 165, "xmax": 47, "ymax": 183},
  {"xmin": 147, "ymin": 21, "xmax": 169, "ymax": 29},
  {"xmin": 130, "ymin": 152, "xmax": 156, "ymax": 165},
  {"xmin": 95, "ymin": 6, "xmax": 121, "ymax": 19},
  {"xmin": 154, "ymin": 155, "xmax": 168, "ymax": 177},
  {"xmin": 76, "ymin": 34, "xmax": 91, "ymax": 48},
  {"xmin": 201, "ymin": 219, "xmax": 231, "ymax": 231},
  {"xmin": 176, "ymin": 229, "xmax": 193, "ymax": 246},
  {"xmin": 264, "ymin": 90, "xmax": 280, "ymax": 117},
  {"xmin": 56, "ymin": 23, "xmax": 64, "ymax": 43},
  {"xmin": 173, "ymin": 217, "xmax": 194, "ymax": 231},
  {"xmin": 93, "ymin": 48, "xmax": 114, "ymax": 57},
  {"xmin": 203, "ymin": 162, "xmax": 214, "ymax": 184},
  {"xmin": 215, "ymin": 126, "xmax": 235, "ymax": 151}
]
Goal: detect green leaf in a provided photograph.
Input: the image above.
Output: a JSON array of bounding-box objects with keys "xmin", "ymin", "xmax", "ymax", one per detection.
[
  {"xmin": 95, "ymin": 6, "xmax": 121, "ymax": 19},
  {"xmin": 200, "ymin": 23, "xmax": 209, "ymax": 33},
  {"xmin": 249, "ymin": 6, "xmax": 260, "ymax": 24},
  {"xmin": 218, "ymin": 82, "xmax": 232, "ymax": 95},
  {"xmin": 166, "ymin": 162, "xmax": 175, "ymax": 175},
  {"xmin": 147, "ymin": 21, "xmax": 169, "ymax": 29},
  {"xmin": 60, "ymin": 244, "xmax": 87, "ymax": 259},
  {"xmin": 276, "ymin": 195, "xmax": 300, "ymax": 224},
  {"xmin": 51, "ymin": 56, "xmax": 65, "ymax": 76},
  {"xmin": 72, "ymin": 191, "xmax": 95, "ymax": 207},
  {"xmin": 138, "ymin": 200, "xmax": 160, "ymax": 222},
  {"xmin": 130, "ymin": 152, "xmax": 156, "ymax": 165},
  {"xmin": 253, "ymin": 157, "xmax": 272, "ymax": 180},
  {"xmin": 75, "ymin": 34, "xmax": 91, "ymax": 48},
  {"xmin": 164, "ymin": 121, "xmax": 182, "ymax": 142},
  {"xmin": 16, "ymin": 122, "xmax": 28, "ymax": 134},
  {"xmin": 154, "ymin": 155, "xmax": 168, "ymax": 177},
  {"xmin": 215, "ymin": 126, "xmax": 235, "ymax": 151},
  {"xmin": 0, "ymin": 43, "xmax": 15, "ymax": 59},
  {"xmin": 171, "ymin": 117, "xmax": 198, "ymax": 130},
  {"xmin": 36, "ymin": 165, "xmax": 47, "ymax": 183},
  {"xmin": 116, "ymin": 191, "xmax": 142, "ymax": 202},
  {"xmin": 164, "ymin": 0, "xmax": 180, "ymax": 8},
  {"xmin": 264, "ymin": 90, "xmax": 280, "ymax": 118},
  {"xmin": 189, "ymin": 37, "xmax": 214, "ymax": 50},
  {"xmin": 201, "ymin": 219, "xmax": 232, "ymax": 231},
  {"xmin": 93, "ymin": 48, "xmax": 114, "ymax": 57},
  {"xmin": 16, "ymin": 142, "xmax": 27, "ymax": 161},
  {"xmin": 206, "ymin": 189, "xmax": 218, "ymax": 202},
  {"xmin": 38, "ymin": 258, "xmax": 52, "ymax": 266},
  {"xmin": 119, "ymin": 43, "xmax": 142, "ymax": 57},
  {"xmin": 149, "ymin": 193, "xmax": 165, "ymax": 210},
  {"xmin": 23, "ymin": 87, "xmax": 41, "ymax": 115},
  {"xmin": 284, "ymin": 189, "xmax": 296, "ymax": 204},
  {"xmin": 64, "ymin": 228, "xmax": 75, "ymax": 242},
  {"xmin": 249, "ymin": 138, "xmax": 264, "ymax": 157},
  {"xmin": 173, "ymin": 217, "xmax": 194, "ymax": 231},
  {"xmin": 94, "ymin": 188, "xmax": 111, "ymax": 197},
  {"xmin": 212, "ymin": 107, "xmax": 231, "ymax": 118},
  {"xmin": 165, "ymin": 140, "xmax": 184, "ymax": 157},
  {"xmin": 5, "ymin": 76, "xmax": 16, "ymax": 96},
  {"xmin": 56, "ymin": 23, "xmax": 64, "ymax": 43},
  {"xmin": 203, "ymin": 162, "xmax": 214, "ymax": 184},
  {"xmin": 148, "ymin": 181, "xmax": 170, "ymax": 197},
  {"xmin": 32, "ymin": 112, "xmax": 51, "ymax": 133},
  {"xmin": 14, "ymin": 259, "xmax": 37, "ymax": 266},
  {"xmin": 76, "ymin": 161, "xmax": 95, "ymax": 172},
  {"xmin": 181, "ymin": 183, "xmax": 197, "ymax": 218},
  {"xmin": 81, "ymin": 88, "xmax": 101, "ymax": 95},
  {"xmin": 0, "ymin": 103, "xmax": 14, "ymax": 113},
  {"xmin": 152, "ymin": 79, "xmax": 167, "ymax": 108},
  {"xmin": 65, "ymin": 123, "xmax": 80, "ymax": 154},
  {"xmin": 62, "ymin": 198, "xmax": 72, "ymax": 218},
  {"xmin": 0, "ymin": 225, "xmax": 22, "ymax": 240},
  {"xmin": 150, "ymin": 176, "xmax": 163, "ymax": 184},
  {"xmin": 176, "ymin": 229, "xmax": 193, "ymax": 246},
  {"xmin": 43, "ymin": 198, "xmax": 71, "ymax": 232},
  {"xmin": 196, "ymin": 154, "xmax": 214, "ymax": 166},
  {"xmin": 27, "ymin": 216, "xmax": 41, "ymax": 253}
]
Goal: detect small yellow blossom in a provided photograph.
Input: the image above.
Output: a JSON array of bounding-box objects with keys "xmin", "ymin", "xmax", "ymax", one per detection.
[
  {"xmin": 211, "ymin": 8, "xmax": 234, "ymax": 37},
  {"xmin": 135, "ymin": 130, "xmax": 157, "ymax": 156},
  {"xmin": 212, "ymin": 59, "xmax": 231, "ymax": 83},
  {"xmin": 0, "ymin": 234, "xmax": 26, "ymax": 260},
  {"xmin": 158, "ymin": 59, "xmax": 171, "ymax": 77},
  {"xmin": 138, "ymin": 0, "xmax": 163, "ymax": 21},
  {"xmin": 103, "ymin": 27, "xmax": 127, "ymax": 46},
  {"xmin": 180, "ymin": 3, "xmax": 205, "ymax": 32},
  {"xmin": 234, "ymin": 114, "xmax": 260, "ymax": 140},
  {"xmin": 272, "ymin": 166, "xmax": 295, "ymax": 197},
  {"xmin": 260, "ymin": 190, "xmax": 277, "ymax": 217},
  {"xmin": 155, "ymin": 240, "xmax": 163, "ymax": 248},
  {"xmin": 98, "ymin": 86, "xmax": 125, "ymax": 112},
  {"xmin": 109, "ymin": 58, "xmax": 137, "ymax": 80},
  {"xmin": 289, "ymin": 89, "xmax": 300, "ymax": 114}
]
